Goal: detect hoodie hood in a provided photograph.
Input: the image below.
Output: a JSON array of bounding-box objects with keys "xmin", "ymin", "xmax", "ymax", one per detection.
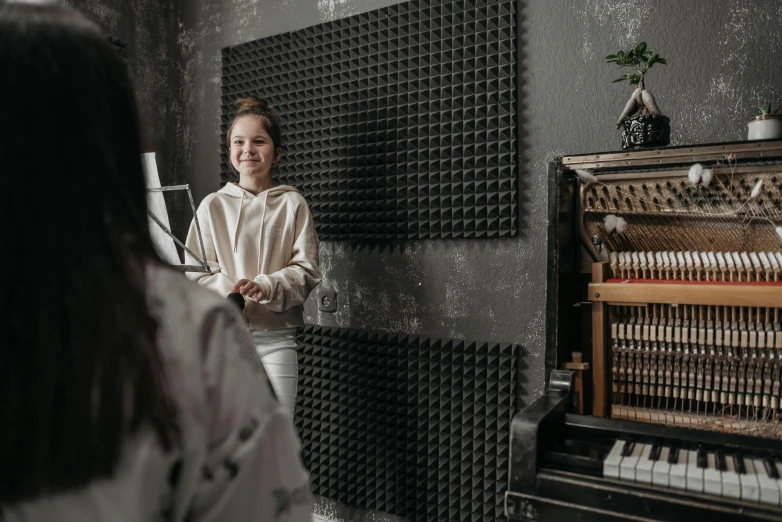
[
  {"xmin": 218, "ymin": 182, "xmax": 299, "ymax": 199},
  {"xmin": 218, "ymin": 183, "xmax": 300, "ymax": 254}
]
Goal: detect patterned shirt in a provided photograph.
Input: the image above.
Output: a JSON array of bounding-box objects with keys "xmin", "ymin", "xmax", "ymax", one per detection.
[{"xmin": 3, "ymin": 263, "xmax": 313, "ymax": 522}]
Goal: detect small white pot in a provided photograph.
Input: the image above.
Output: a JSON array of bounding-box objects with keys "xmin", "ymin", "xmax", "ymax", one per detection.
[{"xmin": 747, "ymin": 114, "xmax": 782, "ymax": 140}]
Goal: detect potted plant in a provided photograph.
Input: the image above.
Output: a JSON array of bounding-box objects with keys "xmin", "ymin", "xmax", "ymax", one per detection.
[
  {"xmin": 747, "ymin": 104, "xmax": 782, "ymax": 141},
  {"xmin": 606, "ymin": 42, "xmax": 670, "ymax": 150}
]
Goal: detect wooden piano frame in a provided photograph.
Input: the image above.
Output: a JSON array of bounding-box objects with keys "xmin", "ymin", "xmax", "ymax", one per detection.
[{"xmin": 589, "ymin": 263, "xmax": 782, "ymax": 417}]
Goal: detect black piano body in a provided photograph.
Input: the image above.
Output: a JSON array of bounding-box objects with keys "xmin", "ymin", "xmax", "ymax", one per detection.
[{"xmin": 506, "ymin": 370, "xmax": 782, "ymax": 521}]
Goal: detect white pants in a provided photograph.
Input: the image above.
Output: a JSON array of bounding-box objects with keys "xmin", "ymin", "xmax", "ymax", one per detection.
[{"xmin": 250, "ymin": 328, "xmax": 298, "ymax": 417}]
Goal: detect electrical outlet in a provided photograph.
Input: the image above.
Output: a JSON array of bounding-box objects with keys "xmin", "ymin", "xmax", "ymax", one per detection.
[{"xmin": 318, "ymin": 288, "xmax": 337, "ymax": 312}]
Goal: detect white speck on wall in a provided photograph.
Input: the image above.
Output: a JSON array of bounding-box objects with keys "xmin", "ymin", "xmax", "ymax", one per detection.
[
  {"xmin": 445, "ymin": 283, "xmax": 466, "ymax": 318},
  {"xmin": 577, "ymin": 0, "xmax": 652, "ymax": 47},
  {"xmin": 318, "ymin": 0, "xmax": 358, "ymax": 22},
  {"xmin": 581, "ymin": 38, "xmax": 595, "ymax": 62}
]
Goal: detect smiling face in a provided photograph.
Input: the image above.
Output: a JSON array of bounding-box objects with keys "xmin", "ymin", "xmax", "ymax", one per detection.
[{"xmin": 229, "ymin": 115, "xmax": 281, "ymax": 179}]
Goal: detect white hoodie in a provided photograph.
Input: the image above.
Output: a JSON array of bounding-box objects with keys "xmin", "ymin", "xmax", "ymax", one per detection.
[{"xmin": 184, "ymin": 183, "xmax": 321, "ymax": 330}]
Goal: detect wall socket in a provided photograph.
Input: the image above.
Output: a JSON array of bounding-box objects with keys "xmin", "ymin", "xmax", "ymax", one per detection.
[{"xmin": 317, "ymin": 288, "xmax": 337, "ymax": 313}]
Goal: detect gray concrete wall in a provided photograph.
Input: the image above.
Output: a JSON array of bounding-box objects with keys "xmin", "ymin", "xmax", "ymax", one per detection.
[
  {"xmin": 64, "ymin": 0, "xmax": 190, "ymax": 240},
  {"xmin": 63, "ymin": 1, "xmax": 782, "ymax": 521}
]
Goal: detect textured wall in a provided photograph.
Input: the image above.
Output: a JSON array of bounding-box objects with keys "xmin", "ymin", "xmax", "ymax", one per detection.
[
  {"xmin": 64, "ymin": 0, "xmax": 189, "ymax": 243},
  {"xmin": 60, "ymin": 0, "xmax": 782, "ymax": 521}
]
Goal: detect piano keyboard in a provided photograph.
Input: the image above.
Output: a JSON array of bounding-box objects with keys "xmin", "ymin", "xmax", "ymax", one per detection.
[{"xmin": 604, "ymin": 439, "xmax": 782, "ymax": 505}]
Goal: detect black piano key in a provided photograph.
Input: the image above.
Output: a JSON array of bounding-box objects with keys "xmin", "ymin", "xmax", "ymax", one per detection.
[
  {"xmin": 649, "ymin": 444, "xmax": 661, "ymax": 461},
  {"xmin": 621, "ymin": 440, "xmax": 635, "ymax": 457},
  {"xmin": 716, "ymin": 450, "xmax": 727, "ymax": 472},
  {"xmin": 764, "ymin": 457, "xmax": 780, "ymax": 479},
  {"xmin": 668, "ymin": 446, "xmax": 680, "ymax": 464},
  {"xmin": 733, "ymin": 454, "xmax": 746, "ymax": 474},
  {"xmin": 697, "ymin": 447, "xmax": 708, "ymax": 469}
]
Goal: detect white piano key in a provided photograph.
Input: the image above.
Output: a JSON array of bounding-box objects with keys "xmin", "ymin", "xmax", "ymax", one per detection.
[
  {"xmin": 774, "ymin": 462, "xmax": 782, "ymax": 506},
  {"xmin": 739, "ymin": 457, "xmax": 760, "ymax": 502},
  {"xmin": 670, "ymin": 448, "xmax": 688, "ymax": 490},
  {"xmin": 703, "ymin": 452, "xmax": 722, "ymax": 497},
  {"xmin": 604, "ymin": 440, "xmax": 624, "ymax": 479},
  {"xmin": 686, "ymin": 450, "xmax": 704, "ymax": 493},
  {"xmin": 722, "ymin": 455, "xmax": 741, "ymax": 499},
  {"xmin": 753, "ymin": 458, "xmax": 780, "ymax": 506},
  {"xmin": 620, "ymin": 443, "xmax": 645, "ymax": 482},
  {"xmin": 636, "ymin": 444, "xmax": 654, "ymax": 484},
  {"xmin": 652, "ymin": 447, "xmax": 671, "ymax": 487}
]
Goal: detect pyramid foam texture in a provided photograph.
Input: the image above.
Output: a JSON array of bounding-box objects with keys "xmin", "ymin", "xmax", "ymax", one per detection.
[
  {"xmin": 220, "ymin": 0, "xmax": 517, "ymax": 240},
  {"xmin": 294, "ymin": 325, "xmax": 518, "ymax": 521}
]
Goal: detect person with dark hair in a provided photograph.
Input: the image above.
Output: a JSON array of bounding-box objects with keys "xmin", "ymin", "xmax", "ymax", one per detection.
[
  {"xmin": 0, "ymin": 3, "xmax": 312, "ymax": 520},
  {"xmin": 185, "ymin": 97, "xmax": 321, "ymax": 417}
]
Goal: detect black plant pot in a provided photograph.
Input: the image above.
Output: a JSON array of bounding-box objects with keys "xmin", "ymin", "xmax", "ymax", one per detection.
[{"xmin": 621, "ymin": 114, "xmax": 671, "ymax": 150}]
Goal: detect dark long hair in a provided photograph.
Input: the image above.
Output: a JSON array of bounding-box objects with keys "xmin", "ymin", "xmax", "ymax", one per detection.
[{"xmin": 0, "ymin": 3, "xmax": 179, "ymax": 505}]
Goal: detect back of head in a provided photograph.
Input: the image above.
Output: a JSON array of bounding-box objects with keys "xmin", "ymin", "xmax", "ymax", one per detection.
[{"xmin": 0, "ymin": 2, "xmax": 178, "ymax": 505}]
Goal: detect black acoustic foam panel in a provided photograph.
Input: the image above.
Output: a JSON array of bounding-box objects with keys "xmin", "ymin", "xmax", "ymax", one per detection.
[
  {"xmin": 220, "ymin": 0, "xmax": 517, "ymax": 240},
  {"xmin": 294, "ymin": 325, "xmax": 518, "ymax": 521}
]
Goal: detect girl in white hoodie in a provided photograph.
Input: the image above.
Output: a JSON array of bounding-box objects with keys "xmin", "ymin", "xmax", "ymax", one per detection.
[{"xmin": 185, "ymin": 97, "xmax": 322, "ymax": 416}]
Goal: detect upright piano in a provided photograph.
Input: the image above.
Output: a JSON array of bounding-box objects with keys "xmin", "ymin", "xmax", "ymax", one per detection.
[{"xmin": 506, "ymin": 141, "xmax": 782, "ymax": 521}]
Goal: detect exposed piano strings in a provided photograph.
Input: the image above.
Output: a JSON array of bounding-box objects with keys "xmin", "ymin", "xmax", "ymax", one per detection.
[{"xmin": 579, "ymin": 163, "xmax": 782, "ymax": 438}]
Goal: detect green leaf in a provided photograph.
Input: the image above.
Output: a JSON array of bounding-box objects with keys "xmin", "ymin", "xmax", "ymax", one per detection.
[
  {"xmin": 657, "ymin": 57, "xmax": 668, "ymax": 64},
  {"xmin": 635, "ymin": 42, "xmax": 647, "ymax": 56},
  {"xmin": 612, "ymin": 77, "xmax": 628, "ymax": 83},
  {"xmin": 605, "ymin": 53, "xmax": 618, "ymax": 59}
]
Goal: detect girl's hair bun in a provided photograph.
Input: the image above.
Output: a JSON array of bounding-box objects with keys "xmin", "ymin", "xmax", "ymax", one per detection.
[{"xmin": 235, "ymin": 96, "xmax": 269, "ymax": 113}]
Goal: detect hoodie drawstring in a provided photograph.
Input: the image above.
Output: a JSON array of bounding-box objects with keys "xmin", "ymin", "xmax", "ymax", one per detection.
[
  {"xmin": 233, "ymin": 190, "xmax": 244, "ymax": 253},
  {"xmin": 257, "ymin": 192, "xmax": 267, "ymax": 276}
]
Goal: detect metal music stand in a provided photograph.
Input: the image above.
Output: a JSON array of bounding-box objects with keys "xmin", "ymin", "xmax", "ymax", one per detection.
[{"xmin": 146, "ymin": 184, "xmax": 216, "ymax": 273}]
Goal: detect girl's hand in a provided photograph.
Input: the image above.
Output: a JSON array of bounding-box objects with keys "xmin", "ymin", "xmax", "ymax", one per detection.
[{"xmin": 232, "ymin": 279, "xmax": 264, "ymax": 302}]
